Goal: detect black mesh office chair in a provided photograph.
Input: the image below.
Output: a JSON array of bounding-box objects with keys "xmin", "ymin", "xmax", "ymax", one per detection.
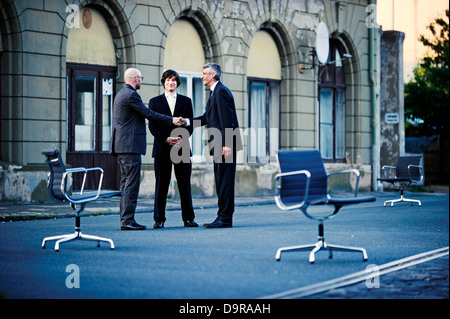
[
  {"xmin": 274, "ymin": 150, "xmax": 376, "ymax": 263},
  {"xmin": 41, "ymin": 149, "xmax": 122, "ymax": 251},
  {"xmin": 378, "ymin": 156, "xmax": 423, "ymax": 207}
]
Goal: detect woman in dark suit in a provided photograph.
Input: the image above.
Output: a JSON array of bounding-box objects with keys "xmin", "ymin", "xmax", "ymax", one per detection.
[{"xmin": 148, "ymin": 69, "xmax": 197, "ymax": 228}]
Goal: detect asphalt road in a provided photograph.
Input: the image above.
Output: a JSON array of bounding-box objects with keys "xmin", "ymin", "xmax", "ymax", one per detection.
[{"xmin": 0, "ymin": 193, "xmax": 448, "ymax": 305}]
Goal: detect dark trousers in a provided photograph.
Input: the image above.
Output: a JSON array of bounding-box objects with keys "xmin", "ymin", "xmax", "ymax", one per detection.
[
  {"xmin": 154, "ymin": 157, "xmax": 195, "ymax": 223},
  {"xmin": 118, "ymin": 154, "xmax": 141, "ymax": 225},
  {"xmin": 213, "ymin": 154, "xmax": 237, "ymax": 223}
]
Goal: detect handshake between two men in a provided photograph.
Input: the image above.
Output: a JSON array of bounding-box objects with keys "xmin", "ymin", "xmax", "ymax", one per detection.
[
  {"xmin": 168, "ymin": 117, "xmax": 187, "ymax": 147},
  {"xmin": 172, "ymin": 116, "xmax": 187, "ymax": 127}
]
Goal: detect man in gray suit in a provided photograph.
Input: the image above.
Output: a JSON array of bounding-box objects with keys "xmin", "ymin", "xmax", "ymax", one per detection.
[{"xmin": 111, "ymin": 68, "xmax": 183, "ymax": 230}]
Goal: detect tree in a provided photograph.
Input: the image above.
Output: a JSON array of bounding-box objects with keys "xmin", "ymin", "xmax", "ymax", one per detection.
[{"xmin": 404, "ymin": 9, "xmax": 449, "ymax": 137}]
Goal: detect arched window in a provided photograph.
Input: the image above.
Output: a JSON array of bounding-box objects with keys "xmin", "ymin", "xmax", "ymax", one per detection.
[
  {"xmin": 247, "ymin": 30, "xmax": 281, "ymax": 163},
  {"xmin": 318, "ymin": 40, "xmax": 346, "ymax": 162},
  {"xmin": 164, "ymin": 19, "xmax": 206, "ymax": 162}
]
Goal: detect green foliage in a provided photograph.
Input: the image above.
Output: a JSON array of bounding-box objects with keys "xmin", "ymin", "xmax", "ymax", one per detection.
[{"xmin": 404, "ymin": 9, "xmax": 449, "ymax": 137}]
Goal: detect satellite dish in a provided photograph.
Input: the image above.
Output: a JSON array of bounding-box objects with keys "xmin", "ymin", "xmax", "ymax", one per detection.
[{"xmin": 315, "ymin": 22, "xmax": 329, "ymax": 64}]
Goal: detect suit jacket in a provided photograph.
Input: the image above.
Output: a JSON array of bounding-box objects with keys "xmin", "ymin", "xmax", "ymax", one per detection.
[
  {"xmin": 193, "ymin": 81, "xmax": 243, "ymax": 156},
  {"xmin": 111, "ymin": 84, "xmax": 172, "ymax": 155},
  {"xmin": 149, "ymin": 93, "xmax": 193, "ymax": 159}
]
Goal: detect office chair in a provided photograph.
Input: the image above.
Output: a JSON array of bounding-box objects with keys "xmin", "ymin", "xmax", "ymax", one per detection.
[
  {"xmin": 41, "ymin": 149, "xmax": 122, "ymax": 251},
  {"xmin": 274, "ymin": 150, "xmax": 376, "ymax": 263},
  {"xmin": 378, "ymin": 156, "xmax": 423, "ymax": 206}
]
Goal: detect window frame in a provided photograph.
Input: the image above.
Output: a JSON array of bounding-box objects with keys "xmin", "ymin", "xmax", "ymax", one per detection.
[
  {"xmin": 177, "ymin": 71, "xmax": 206, "ymax": 163},
  {"xmin": 66, "ymin": 62, "xmax": 116, "ymax": 153},
  {"xmin": 318, "ymin": 41, "xmax": 347, "ymax": 163},
  {"xmin": 247, "ymin": 77, "xmax": 281, "ymax": 164}
]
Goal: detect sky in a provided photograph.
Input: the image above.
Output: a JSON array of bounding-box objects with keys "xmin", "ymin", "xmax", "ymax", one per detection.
[{"xmin": 376, "ymin": 0, "xmax": 449, "ymax": 82}]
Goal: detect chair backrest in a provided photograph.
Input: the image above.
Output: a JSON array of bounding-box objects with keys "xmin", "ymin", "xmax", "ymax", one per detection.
[
  {"xmin": 396, "ymin": 156, "xmax": 422, "ymax": 180},
  {"xmin": 277, "ymin": 150, "xmax": 328, "ymax": 205},
  {"xmin": 41, "ymin": 149, "xmax": 67, "ymax": 202}
]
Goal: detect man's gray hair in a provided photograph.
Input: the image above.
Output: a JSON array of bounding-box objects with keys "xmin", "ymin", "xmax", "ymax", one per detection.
[{"xmin": 203, "ymin": 63, "xmax": 221, "ymax": 81}]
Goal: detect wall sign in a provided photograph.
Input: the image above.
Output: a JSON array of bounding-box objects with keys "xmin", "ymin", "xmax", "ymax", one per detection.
[{"xmin": 385, "ymin": 113, "xmax": 399, "ymax": 124}]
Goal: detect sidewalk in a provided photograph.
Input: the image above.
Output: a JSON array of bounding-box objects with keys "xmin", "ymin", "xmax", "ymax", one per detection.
[
  {"xmin": 1, "ymin": 188, "xmax": 448, "ymax": 222},
  {"xmin": 0, "ymin": 195, "xmax": 275, "ymax": 222}
]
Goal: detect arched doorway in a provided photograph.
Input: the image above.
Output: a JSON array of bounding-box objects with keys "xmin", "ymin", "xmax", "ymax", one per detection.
[
  {"xmin": 0, "ymin": 0, "xmax": 22, "ymax": 164},
  {"xmin": 66, "ymin": 7, "xmax": 117, "ymax": 190}
]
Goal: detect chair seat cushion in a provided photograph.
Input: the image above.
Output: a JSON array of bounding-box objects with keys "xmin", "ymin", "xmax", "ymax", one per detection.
[
  {"xmin": 280, "ymin": 194, "xmax": 376, "ymax": 207},
  {"xmin": 70, "ymin": 190, "xmax": 122, "ymax": 202},
  {"xmin": 377, "ymin": 177, "xmax": 411, "ymax": 183},
  {"xmin": 328, "ymin": 195, "xmax": 376, "ymax": 206}
]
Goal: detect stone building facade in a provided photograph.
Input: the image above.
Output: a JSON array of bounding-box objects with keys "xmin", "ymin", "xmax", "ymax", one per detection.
[{"xmin": 0, "ymin": 0, "xmax": 379, "ymax": 202}]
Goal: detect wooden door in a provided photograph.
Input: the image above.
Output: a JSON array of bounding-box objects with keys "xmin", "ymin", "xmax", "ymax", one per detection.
[{"xmin": 66, "ymin": 63, "xmax": 118, "ymax": 190}]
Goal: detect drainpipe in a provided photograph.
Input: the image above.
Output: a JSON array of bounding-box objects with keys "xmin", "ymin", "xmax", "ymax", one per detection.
[{"xmin": 369, "ymin": 0, "xmax": 379, "ymax": 191}]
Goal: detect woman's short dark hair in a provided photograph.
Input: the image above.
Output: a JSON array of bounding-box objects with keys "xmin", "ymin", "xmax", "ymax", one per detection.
[{"xmin": 161, "ymin": 69, "xmax": 181, "ymax": 87}]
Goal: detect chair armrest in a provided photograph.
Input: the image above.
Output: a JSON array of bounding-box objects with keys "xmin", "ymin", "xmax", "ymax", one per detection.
[
  {"xmin": 327, "ymin": 169, "xmax": 360, "ymax": 197},
  {"xmin": 408, "ymin": 164, "xmax": 424, "ymax": 183},
  {"xmin": 274, "ymin": 170, "xmax": 311, "ymax": 210},
  {"xmin": 381, "ymin": 165, "xmax": 396, "ymax": 178},
  {"xmin": 62, "ymin": 167, "xmax": 104, "ymax": 204}
]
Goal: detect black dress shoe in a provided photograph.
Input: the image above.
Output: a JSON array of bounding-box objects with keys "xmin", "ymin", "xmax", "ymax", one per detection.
[
  {"xmin": 184, "ymin": 220, "xmax": 198, "ymax": 227},
  {"xmin": 121, "ymin": 222, "xmax": 147, "ymax": 230},
  {"xmin": 153, "ymin": 222, "xmax": 164, "ymax": 229},
  {"xmin": 203, "ymin": 220, "xmax": 232, "ymax": 228}
]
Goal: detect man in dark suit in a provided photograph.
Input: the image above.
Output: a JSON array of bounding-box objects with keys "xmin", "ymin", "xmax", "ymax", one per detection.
[
  {"xmin": 189, "ymin": 63, "xmax": 243, "ymax": 228},
  {"xmin": 111, "ymin": 68, "xmax": 183, "ymax": 230},
  {"xmin": 148, "ymin": 69, "xmax": 197, "ymax": 229}
]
